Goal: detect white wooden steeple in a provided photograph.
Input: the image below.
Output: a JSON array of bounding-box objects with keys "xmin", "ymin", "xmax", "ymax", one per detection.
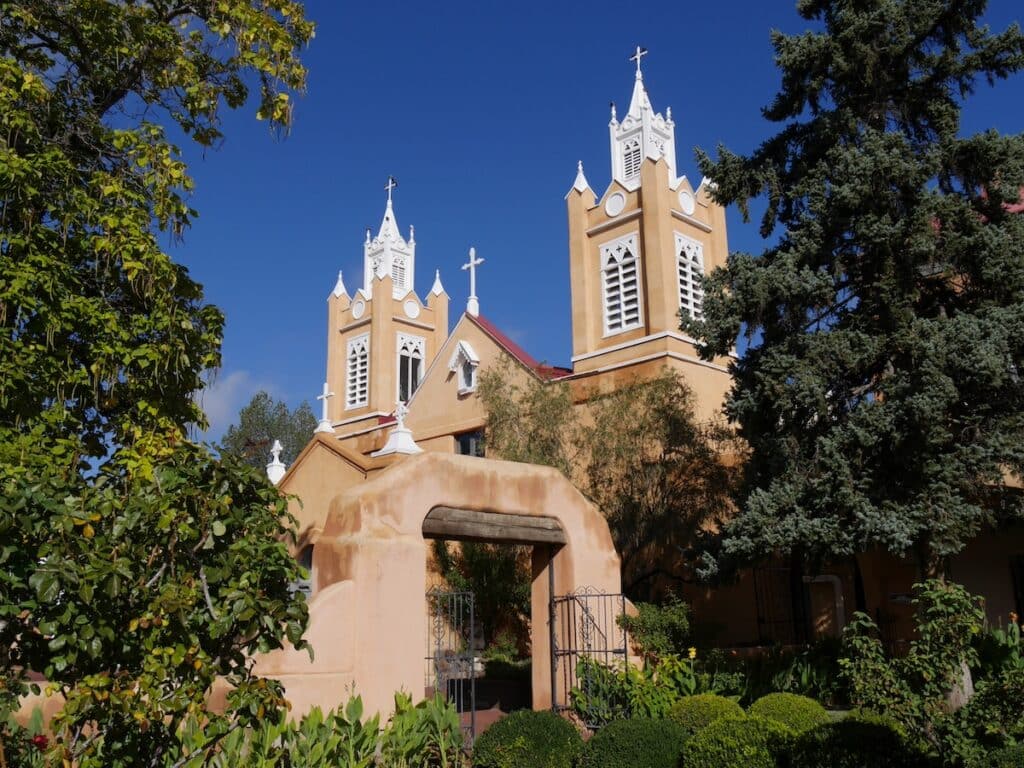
[
  {"xmin": 609, "ymin": 47, "xmax": 678, "ymax": 191},
  {"xmin": 363, "ymin": 176, "xmax": 416, "ymax": 298}
]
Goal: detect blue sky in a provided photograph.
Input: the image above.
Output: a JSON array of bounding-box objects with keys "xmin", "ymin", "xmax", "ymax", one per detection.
[{"xmin": 176, "ymin": 0, "xmax": 1024, "ymax": 440}]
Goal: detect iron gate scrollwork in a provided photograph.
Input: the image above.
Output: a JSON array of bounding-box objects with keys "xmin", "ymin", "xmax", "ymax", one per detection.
[
  {"xmin": 425, "ymin": 588, "xmax": 476, "ymax": 743},
  {"xmin": 550, "ymin": 586, "xmax": 628, "ymax": 728}
]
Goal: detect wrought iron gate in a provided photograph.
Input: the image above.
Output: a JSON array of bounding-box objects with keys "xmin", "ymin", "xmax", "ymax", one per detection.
[
  {"xmin": 550, "ymin": 587, "xmax": 628, "ymax": 727},
  {"xmin": 425, "ymin": 588, "xmax": 476, "ymax": 742}
]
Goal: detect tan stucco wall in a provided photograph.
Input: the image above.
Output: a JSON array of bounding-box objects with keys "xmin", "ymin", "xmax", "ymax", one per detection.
[{"xmin": 256, "ymin": 452, "xmax": 622, "ymax": 720}]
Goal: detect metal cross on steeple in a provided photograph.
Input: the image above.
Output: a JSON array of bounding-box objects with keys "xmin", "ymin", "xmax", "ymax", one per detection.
[
  {"xmin": 462, "ymin": 246, "xmax": 484, "ymax": 317},
  {"xmin": 314, "ymin": 381, "xmax": 335, "ymax": 433},
  {"xmin": 630, "ymin": 45, "xmax": 648, "ymax": 77},
  {"xmin": 385, "ymin": 175, "xmax": 398, "ymax": 203}
]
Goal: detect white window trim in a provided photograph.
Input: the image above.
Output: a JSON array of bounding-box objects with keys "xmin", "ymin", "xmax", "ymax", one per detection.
[
  {"xmin": 600, "ymin": 232, "xmax": 643, "ymax": 337},
  {"xmin": 345, "ymin": 333, "xmax": 370, "ymax": 410},
  {"xmin": 674, "ymin": 231, "xmax": 705, "ymax": 321},
  {"xmin": 622, "ymin": 138, "xmax": 642, "ymax": 181},
  {"xmin": 396, "ymin": 332, "xmax": 425, "ymax": 402},
  {"xmin": 448, "ymin": 340, "xmax": 480, "ymax": 395}
]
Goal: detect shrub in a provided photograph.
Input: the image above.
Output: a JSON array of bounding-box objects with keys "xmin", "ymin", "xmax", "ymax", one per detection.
[
  {"xmin": 788, "ymin": 711, "xmax": 931, "ymax": 768},
  {"xmin": 471, "ymin": 710, "xmax": 582, "ymax": 768},
  {"xmin": 667, "ymin": 694, "xmax": 744, "ymax": 736},
  {"xmin": 618, "ymin": 594, "xmax": 691, "ymax": 661},
  {"xmin": 748, "ymin": 692, "xmax": 829, "ymax": 734},
  {"xmin": 682, "ymin": 715, "xmax": 792, "ymax": 768},
  {"xmin": 580, "ymin": 718, "xmax": 688, "ymax": 768},
  {"xmin": 986, "ymin": 743, "xmax": 1024, "ymax": 768}
]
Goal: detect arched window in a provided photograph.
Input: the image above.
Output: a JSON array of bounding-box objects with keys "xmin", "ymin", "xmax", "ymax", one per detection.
[
  {"xmin": 676, "ymin": 234, "xmax": 705, "ymax": 320},
  {"xmin": 346, "ymin": 334, "xmax": 369, "ymax": 409},
  {"xmin": 600, "ymin": 234, "xmax": 641, "ymax": 334},
  {"xmin": 622, "ymin": 138, "xmax": 642, "ymax": 180},
  {"xmin": 397, "ymin": 333, "xmax": 424, "ymax": 402}
]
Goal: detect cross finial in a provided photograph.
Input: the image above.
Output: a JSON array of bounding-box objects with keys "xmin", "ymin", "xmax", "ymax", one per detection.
[
  {"xmin": 461, "ymin": 246, "xmax": 485, "ymax": 317},
  {"xmin": 630, "ymin": 45, "xmax": 648, "ymax": 78},
  {"xmin": 385, "ymin": 175, "xmax": 398, "ymax": 203},
  {"xmin": 314, "ymin": 382, "xmax": 335, "ymax": 433},
  {"xmin": 270, "ymin": 439, "xmax": 283, "ymax": 463}
]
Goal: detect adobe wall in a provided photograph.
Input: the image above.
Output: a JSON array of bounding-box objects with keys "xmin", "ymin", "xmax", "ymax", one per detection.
[{"xmin": 255, "ymin": 452, "xmax": 622, "ymax": 720}]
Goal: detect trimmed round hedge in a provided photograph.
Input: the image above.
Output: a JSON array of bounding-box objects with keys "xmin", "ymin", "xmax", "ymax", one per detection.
[
  {"xmin": 988, "ymin": 743, "xmax": 1024, "ymax": 768},
  {"xmin": 668, "ymin": 694, "xmax": 744, "ymax": 736},
  {"xmin": 748, "ymin": 692, "xmax": 829, "ymax": 734},
  {"xmin": 471, "ymin": 709, "xmax": 582, "ymax": 768},
  {"xmin": 580, "ymin": 718, "xmax": 688, "ymax": 768},
  {"xmin": 682, "ymin": 715, "xmax": 793, "ymax": 768},
  {"xmin": 789, "ymin": 712, "xmax": 931, "ymax": 768}
]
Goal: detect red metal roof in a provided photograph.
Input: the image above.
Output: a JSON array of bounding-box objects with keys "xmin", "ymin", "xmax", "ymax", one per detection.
[{"xmin": 469, "ymin": 314, "xmax": 572, "ymax": 380}]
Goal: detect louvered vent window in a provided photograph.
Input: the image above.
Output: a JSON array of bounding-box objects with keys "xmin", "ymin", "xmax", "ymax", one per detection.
[
  {"xmin": 397, "ymin": 333, "xmax": 424, "ymax": 403},
  {"xmin": 392, "ymin": 259, "xmax": 406, "ymax": 293},
  {"xmin": 345, "ymin": 334, "xmax": 369, "ymax": 408},
  {"xmin": 601, "ymin": 234, "xmax": 642, "ymax": 334},
  {"xmin": 623, "ymin": 139, "xmax": 642, "ymax": 180},
  {"xmin": 676, "ymin": 234, "xmax": 705, "ymax": 320}
]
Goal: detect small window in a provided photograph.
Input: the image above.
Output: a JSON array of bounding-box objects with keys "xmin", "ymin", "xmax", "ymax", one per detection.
[
  {"xmin": 456, "ymin": 430, "xmax": 484, "ymax": 457},
  {"xmin": 346, "ymin": 335, "xmax": 370, "ymax": 408},
  {"xmin": 397, "ymin": 333, "xmax": 425, "ymax": 403},
  {"xmin": 392, "ymin": 258, "xmax": 406, "ymax": 293},
  {"xmin": 291, "ymin": 545, "xmax": 314, "ymax": 597},
  {"xmin": 448, "ymin": 340, "xmax": 480, "ymax": 394},
  {"xmin": 622, "ymin": 139, "xmax": 642, "ymax": 180}
]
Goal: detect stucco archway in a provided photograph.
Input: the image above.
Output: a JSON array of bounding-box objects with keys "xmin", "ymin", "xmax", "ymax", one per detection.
[{"xmin": 255, "ymin": 452, "xmax": 622, "ymax": 720}]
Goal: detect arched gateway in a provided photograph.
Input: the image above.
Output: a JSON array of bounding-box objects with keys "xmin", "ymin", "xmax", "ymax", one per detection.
[{"xmin": 255, "ymin": 451, "xmax": 623, "ymax": 721}]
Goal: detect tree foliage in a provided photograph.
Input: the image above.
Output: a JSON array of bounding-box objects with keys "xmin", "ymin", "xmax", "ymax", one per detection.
[
  {"xmin": 221, "ymin": 391, "xmax": 316, "ymax": 468},
  {"xmin": 478, "ymin": 363, "xmax": 737, "ymax": 600},
  {"xmin": 690, "ymin": 0, "xmax": 1024, "ymax": 573},
  {"xmin": 0, "ymin": 1, "xmax": 314, "ymax": 764}
]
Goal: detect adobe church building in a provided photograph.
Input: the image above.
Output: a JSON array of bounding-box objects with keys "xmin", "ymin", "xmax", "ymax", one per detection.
[{"xmin": 260, "ymin": 53, "xmax": 1024, "ymax": 719}]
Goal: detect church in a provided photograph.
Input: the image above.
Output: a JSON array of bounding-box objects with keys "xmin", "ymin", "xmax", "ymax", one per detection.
[{"xmin": 261, "ymin": 52, "xmax": 1024, "ymax": 720}]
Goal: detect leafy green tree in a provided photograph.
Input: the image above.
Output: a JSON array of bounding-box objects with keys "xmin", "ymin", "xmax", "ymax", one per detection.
[
  {"xmin": 0, "ymin": 1, "xmax": 314, "ymax": 765},
  {"xmin": 478, "ymin": 363, "xmax": 736, "ymax": 601},
  {"xmin": 690, "ymin": 0, "xmax": 1024, "ymax": 576},
  {"xmin": 221, "ymin": 391, "xmax": 316, "ymax": 467}
]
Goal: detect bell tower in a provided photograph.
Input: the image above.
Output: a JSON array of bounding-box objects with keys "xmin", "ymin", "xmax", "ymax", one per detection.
[
  {"xmin": 323, "ymin": 179, "xmax": 449, "ymax": 441},
  {"xmin": 565, "ymin": 50, "xmax": 732, "ymax": 419}
]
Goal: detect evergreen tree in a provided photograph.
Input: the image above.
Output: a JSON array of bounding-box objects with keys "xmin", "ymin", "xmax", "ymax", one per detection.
[
  {"xmin": 690, "ymin": 0, "xmax": 1024, "ymax": 576},
  {"xmin": 222, "ymin": 391, "xmax": 317, "ymax": 468}
]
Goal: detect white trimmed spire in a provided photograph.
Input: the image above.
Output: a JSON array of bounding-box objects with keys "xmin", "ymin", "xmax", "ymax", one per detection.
[
  {"xmin": 431, "ymin": 269, "xmax": 446, "ymax": 296},
  {"xmin": 363, "ymin": 176, "xmax": 416, "ymax": 298},
  {"xmin": 572, "ymin": 160, "xmax": 590, "ymax": 193},
  {"xmin": 609, "ymin": 47, "xmax": 678, "ymax": 190},
  {"xmin": 266, "ymin": 439, "xmax": 286, "ymax": 485},
  {"xmin": 331, "ymin": 270, "xmax": 348, "ymax": 298}
]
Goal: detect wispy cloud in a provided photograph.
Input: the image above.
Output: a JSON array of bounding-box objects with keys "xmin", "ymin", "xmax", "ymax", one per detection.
[{"xmin": 194, "ymin": 370, "xmax": 276, "ymax": 444}]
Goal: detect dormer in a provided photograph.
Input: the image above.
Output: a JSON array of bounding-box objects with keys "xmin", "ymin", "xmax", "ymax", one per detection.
[
  {"xmin": 363, "ymin": 177, "xmax": 416, "ymax": 298},
  {"xmin": 609, "ymin": 47, "xmax": 678, "ymax": 191}
]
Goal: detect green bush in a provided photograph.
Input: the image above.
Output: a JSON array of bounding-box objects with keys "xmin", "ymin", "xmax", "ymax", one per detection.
[
  {"xmin": 986, "ymin": 743, "xmax": 1024, "ymax": 768},
  {"xmin": 667, "ymin": 694, "xmax": 744, "ymax": 736},
  {"xmin": 682, "ymin": 715, "xmax": 792, "ymax": 768},
  {"xmin": 617, "ymin": 594, "xmax": 691, "ymax": 660},
  {"xmin": 748, "ymin": 692, "xmax": 829, "ymax": 734},
  {"xmin": 471, "ymin": 710, "xmax": 582, "ymax": 768},
  {"xmin": 580, "ymin": 718, "xmax": 688, "ymax": 768},
  {"xmin": 788, "ymin": 711, "xmax": 931, "ymax": 768}
]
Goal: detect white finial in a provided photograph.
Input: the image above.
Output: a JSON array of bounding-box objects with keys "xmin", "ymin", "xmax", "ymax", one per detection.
[
  {"xmin": 365, "ymin": 227, "xmax": 371, "ymax": 244},
  {"xmin": 314, "ymin": 382, "xmax": 335, "ymax": 433},
  {"xmin": 385, "ymin": 175, "xmax": 398, "ymax": 203},
  {"xmin": 371, "ymin": 401, "xmax": 423, "ymax": 457},
  {"xmin": 394, "ymin": 400, "xmax": 409, "ymax": 430},
  {"xmin": 409, "ymin": 224, "xmax": 415, "ymax": 243},
  {"xmin": 332, "ymin": 270, "xmax": 348, "ymax": 298},
  {"xmin": 431, "ymin": 269, "xmax": 446, "ymax": 296},
  {"xmin": 610, "ymin": 102, "xmax": 617, "ymax": 122},
  {"xmin": 630, "ymin": 45, "xmax": 648, "ymax": 79},
  {"xmin": 461, "ymin": 247, "xmax": 484, "ymax": 317},
  {"xmin": 266, "ymin": 439, "xmax": 286, "ymax": 485},
  {"xmin": 573, "ymin": 160, "xmax": 590, "ymax": 193}
]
